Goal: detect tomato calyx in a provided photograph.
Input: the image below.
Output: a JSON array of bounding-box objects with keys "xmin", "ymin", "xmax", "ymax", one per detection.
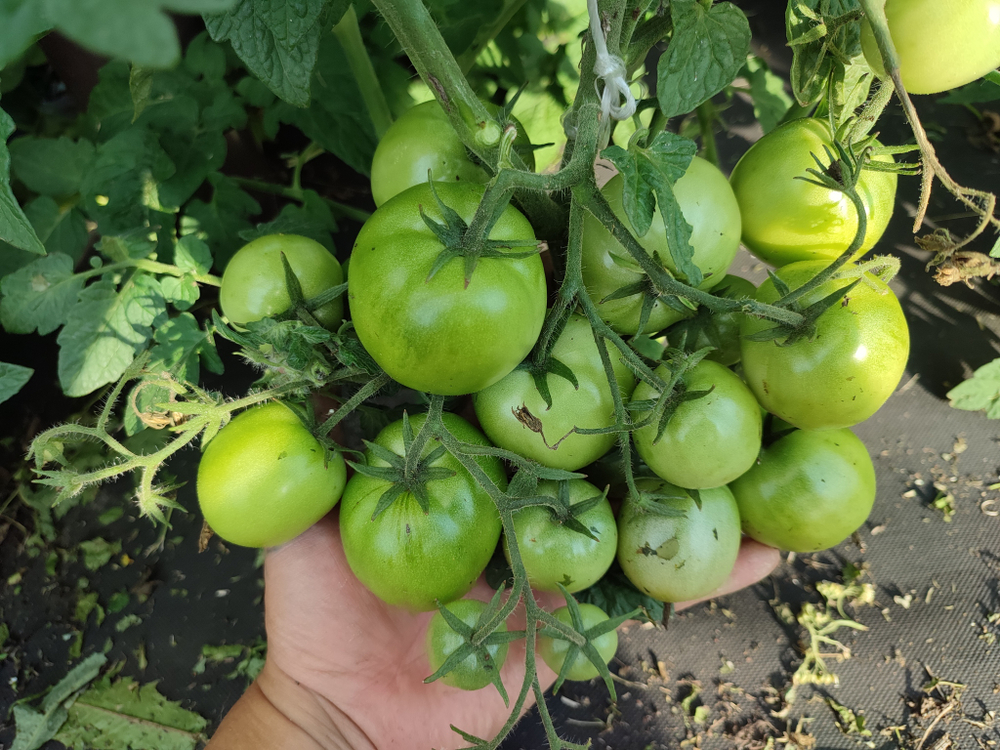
[
  {"xmin": 627, "ymin": 347, "xmax": 716, "ymax": 443},
  {"xmin": 346, "ymin": 412, "xmax": 457, "ymax": 519},
  {"xmin": 540, "ymin": 585, "xmax": 639, "ymax": 697},
  {"xmin": 423, "ymin": 586, "xmax": 524, "ymax": 705},
  {"xmin": 519, "ymin": 480, "xmax": 610, "ymax": 543},
  {"xmin": 419, "ymin": 180, "xmax": 540, "ymax": 288}
]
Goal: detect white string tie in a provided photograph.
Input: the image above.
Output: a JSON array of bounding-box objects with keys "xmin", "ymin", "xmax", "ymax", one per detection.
[{"xmin": 588, "ymin": 0, "xmax": 637, "ymax": 121}]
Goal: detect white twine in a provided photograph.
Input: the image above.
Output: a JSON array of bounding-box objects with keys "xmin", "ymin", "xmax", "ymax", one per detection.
[{"xmin": 588, "ymin": 0, "xmax": 637, "ymax": 121}]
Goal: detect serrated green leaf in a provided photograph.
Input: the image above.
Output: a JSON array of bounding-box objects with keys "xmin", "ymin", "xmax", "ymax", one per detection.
[
  {"xmin": 239, "ymin": 190, "xmax": 337, "ymax": 251},
  {"xmin": 576, "ymin": 566, "xmax": 664, "ymax": 621},
  {"xmin": 947, "ymin": 359, "xmax": 1000, "ymax": 418},
  {"xmin": 57, "ymin": 275, "xmax": 168, "ymax": 397},
  {"xmin": 0, "ymin": 361, "xmax": 32, "ymax": 405},
  {"xmin": 173, "ymin": 235, "xmax": 212, "ymax": 275},
  {"xmin": 129, "ymin": 64, "xmax": 155, "ymax": 121},
  {"xmin": 10, "ymin": 136, "xmax": 96, "ymax": 197},
  {"xmin": 12, "ymin": 704, "xmax": 68, "ymax": 750},
  {"xmin": 1, "ymin": 106, "xmax": 44, "ymax": 255},
  {"xmin": 204, "ymin": 0, "xmax": 326, "ymax": 107},
  {"xmin": 657, "ymin": 0, "xmax": 751, "ymax": 119},
  {"xmin": 786, "ymin": 0, "xmax": 862, "ymax": 106},
  {"xmin": 940, "ymin": 78, "xmax": 1000, "ymax": 106},
  {"xmin": 55, "ymin": 676, "xmax": 208, "ymax": 750},
  {"xmin": 270, "ymin": 32, "xmax": 378, "ymax": 175},
  {"xmin": 602, "ymin": 145, "xmax": 655, "ymax": 236},
  {"xmin": 79, "ymin": 538, "xmax": 123, "ymax": 571},
  {"xmin": 0, "ymin": 253, "xmax": 85, "ymax": 335}
]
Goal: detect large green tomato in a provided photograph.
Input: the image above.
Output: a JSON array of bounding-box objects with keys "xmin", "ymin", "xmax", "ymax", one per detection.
[
  {"xmin": 616, "ymin": 478, "xmax": 742, "ymax": 603},
  {"xmin": 219, "ymin": 234, "xmax": 344, "ymax": 329},
  {"xmin": 339, "ymin": 413, "xmax": 505, "ymax": 611},
  {"xmin": 537, "ymin": 603, "xmax": 618, "ymax": 682},
  {"xmin": 425, "ymin": 598, "xmax": 509, "ymax": 691},
  {"xmin": 196, "ymin": 402, "xmax": 346, "ymax": 548},
  {"xmin": 631, "ymin": 359, "xmax": 762, "ymax": 490},
  {"xmin": 729, "ymin": 427, "xmax": 876, "ymax": 552},
  {"xmin": 739, "ymin": 260, "xmax": 910, "ymax": 431},
  {"xmin": 728, "ymin": 119, "xmax": 897, "ymax": 267},
  {"xmin": 474, "ymin": 314, "xmax": 636, "ymax": 471},
  {"xmin": 349, "ymin": 183, "xmax": 547, "ymax": 395},
  {"xmin": 370, "ymin": 100, "xmax": 534, "ymax": 207},
  {"xmin": 503, "ymin": 479, "xmax": 618, "ymax": 593},
  {"xmin": 581, "ymin": 156, "xmax": 742, "ymax": 335},
  {"xmin": 861, "ymin": 0, "xmax": 1000, "ymax": 95}
]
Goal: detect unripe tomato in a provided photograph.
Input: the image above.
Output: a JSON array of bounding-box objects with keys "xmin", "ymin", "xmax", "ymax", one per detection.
[
  {"xmin": 196, "ymin": 402, "xmax": 346, "ymax": 548},
  {"xmin": 739, "ymin": 261, "xmax": 910, "ymax": 431},
  {"xmin": 219, "ymin": 234, "xmax": 344, "ymax": 329},
  {"xmin": 339, "ymin": 413, "xmax": 504, "ymax": 611},
  {"xmin": 729, "ymin": 427, "xmax": 876, "ymax": 552},
  {"xmin": 538, "ymin": 603, "xmax": 618, "ymax": 682},
  {"xmin": 616, "ymin": 478, "xmax": 742, "ymax": 603},
  {"xmin": 728, "ymin": 119, "xmax": 897, "ymax": 267},
  {"xmin": 503, "ymin": 479, "xmax": 618, "ymax": 593},
  {"xmin": 663, "ymin": 275, "xmax": 757, "ymax": 367},
  {"xmin": 631, "ymin": 359, "xmax": 762, "ymax": 490},
  {"xmin": 581, "ymin": 156, "xmax": 742, "ymax": 335},
  {"xmin": 370, "ymin": 100, "xmax": 535, "ymax": 207},
  {"xmin": 474, "ymin": 314, "xmax": 636, "ymax": 471},
  {"xmin": 425, "ymin": 598, "xmax": 509, "ymax": 691},
  {"xmin": 861, "ymin": 0, "xmax": 1000, "ymax": 95},
  {"xmin": 349, "ymin": 183, "xmax": 547, "ymax": 396}
]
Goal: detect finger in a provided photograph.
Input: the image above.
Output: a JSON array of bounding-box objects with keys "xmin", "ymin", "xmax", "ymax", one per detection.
[{"xmin": 674, "ymin": 538, "xmax": 781, "ymax": 612}]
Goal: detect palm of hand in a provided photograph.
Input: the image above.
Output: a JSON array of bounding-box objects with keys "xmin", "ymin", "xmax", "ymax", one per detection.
[{"xmin": 262, "ymin": 514, "xmax": 558, "ymax": 750}]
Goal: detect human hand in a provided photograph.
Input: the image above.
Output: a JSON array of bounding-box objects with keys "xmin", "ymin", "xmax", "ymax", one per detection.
[{"xmin": 210, "ymin": 513, "xmax": 780, "ymax": 750}]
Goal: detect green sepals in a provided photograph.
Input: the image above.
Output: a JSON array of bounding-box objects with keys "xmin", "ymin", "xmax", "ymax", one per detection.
[
  {"xmin": 601, "ymin": 131, "xmax": 701, "ymax": 286},
  {"xmin": 746, "ymin": 277, "xmax": 862, "ymax": 346},
  {"xmin": 766, "ymin": 269, "xmax": 792, "ymax": 299},
  {"xmin": 527, "ymin": 356, "xmax": 579, "ymax": 411},
  {"xmin": 628, "ymin": 346, "xmax": 715, "ymax": 442},
  {"xmin": 279, "ymin": 251, "xmax": 307, "ymax": 308},
  {"xmin": 420, "ymin": 178, "xmax": 538, "ymax": 287},
  {"xmin": 544, "ymin": 585, "xmax": 641, "ymax": 699},
  {"xmin": 304, "ymin": 282, "xmax": 348, "ymax": 316},
  {"xmin": 546, "ymin": 482, "xmax": 608, "ymax": 543},
  {"xmin": 424, "ymin": 587, "xmax": 523, "ymax": 706}
]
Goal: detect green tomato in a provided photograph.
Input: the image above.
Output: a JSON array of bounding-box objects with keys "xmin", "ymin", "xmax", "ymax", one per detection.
[
  {"xmin": 196, "ymin": 402, "xmax": 346, "ymax": 548},
  {"xmin": 370, "ymin": 100, "xmax": 534, "ymax": 207},
  {"xmin": 339, "ymin": 413, "xmax": 505, "ymax": 611},
  {"xmin": 616, "ymin": 478, "xmax": 742, "ymax": 603},
  {"xmin": 662, "ymin": 275, "xmax": 758, "ymax": 367},
  {"xmin": 631, "ymin": 359, "xmax": 763, "ymax": 489},
  {"xmin": 861, "ymin": 0, "xmax": 1000, "ymax": 95},
  {"xmin": 219, "ymin": 234, "xmax": 344, "ymax": 329},
  {"xmin": 538, "ymin": 603, "xmax": 618, "ymax": 682},
  {"xmin": 502, "ymin": 479, "xmax": 618, "ymax": 593},
  {"xmin": 728, "ymin": 119, "xmax": 897, "ymax": 267},
  {"xmin": 425, "ymin": 598, "xmax": 509, "ymax": 691},
  {"xmin": 474, "ymin": 314, "xmax": 636, "ymax": 471},
  {"xmin": 581, "ymin": 156, "xmax": 743, "ymax": 335},
  {"xmin": 729, "ymin": 427, "xmax": 876, "ymax": 552},
  {"xmin": 349, "ymin": 182, "xmax": 547, "ymax": 395},
  {"xmin": 739, "ymin": 260, "xmax": 910, "ymax": 431}
]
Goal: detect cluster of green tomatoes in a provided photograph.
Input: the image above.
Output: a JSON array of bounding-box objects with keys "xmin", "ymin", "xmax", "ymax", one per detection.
[{"xmin": 195, "ymin": 99, "xmax": 910, "ymax": 691}]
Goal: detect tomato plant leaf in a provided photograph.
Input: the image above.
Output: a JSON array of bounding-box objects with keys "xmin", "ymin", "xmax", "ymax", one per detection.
[
  {"xmin": 940, "ymin": 78, "xmax": 1000, "ymax": 107},
  {"xmin": 786, "ymin": 0, "xmax": 862, "ymax": 107},
  {"xmin": 0, "ymin": 2, "xmax": 49, "ymax": 70},
  {"xmin": 0, "ymin": 253, "xmax": 85, "ymax": 335},
  {"xmin": 656, "ymin": 0, "xmax": 751, "ymax": 119},
  {"xmin": 740, "ymin": 56, "xmax": 794, "ymax": 134},
  {"xmin": 947, "ymin": 359, "xmax": 1000, "ymax": 419},
  {"xmin": 57, "ymin": 275, "xmax": 168, "ymax": 397},
  {"xmin": 575, "ymin": 566, "xmax": 664, "ymax": 621},
  {"xmin": 602, "ymin": 145, "xmax": 655, "ymax": 237},
  {"xmin": 239, "ymin": 190, "xmax": 338, "ymax": 251},
  {"xmin": 204, "ymin": 0, "xmax": 327, "ymax": 107},
  {"xmin": 0, "ymin": 106, "xmax": 45, "ymax": 256},
  {"xmin": 185, "ymin": 174, "xmax": 262, "ymax": 271},
  {"xmin": 267, "ymin": 32, "xmax": 378, "ymax": 175},
  {"xmin": 9, "ymin": 136, "xmax": 96, "ymax": 197},
  {"xmin": 0, "ymin": 361, "xmax": 32, "ymax": 406},
  {"xmin": 54, "ymin": 676, "xmax": 208, "ymax": 750}
]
